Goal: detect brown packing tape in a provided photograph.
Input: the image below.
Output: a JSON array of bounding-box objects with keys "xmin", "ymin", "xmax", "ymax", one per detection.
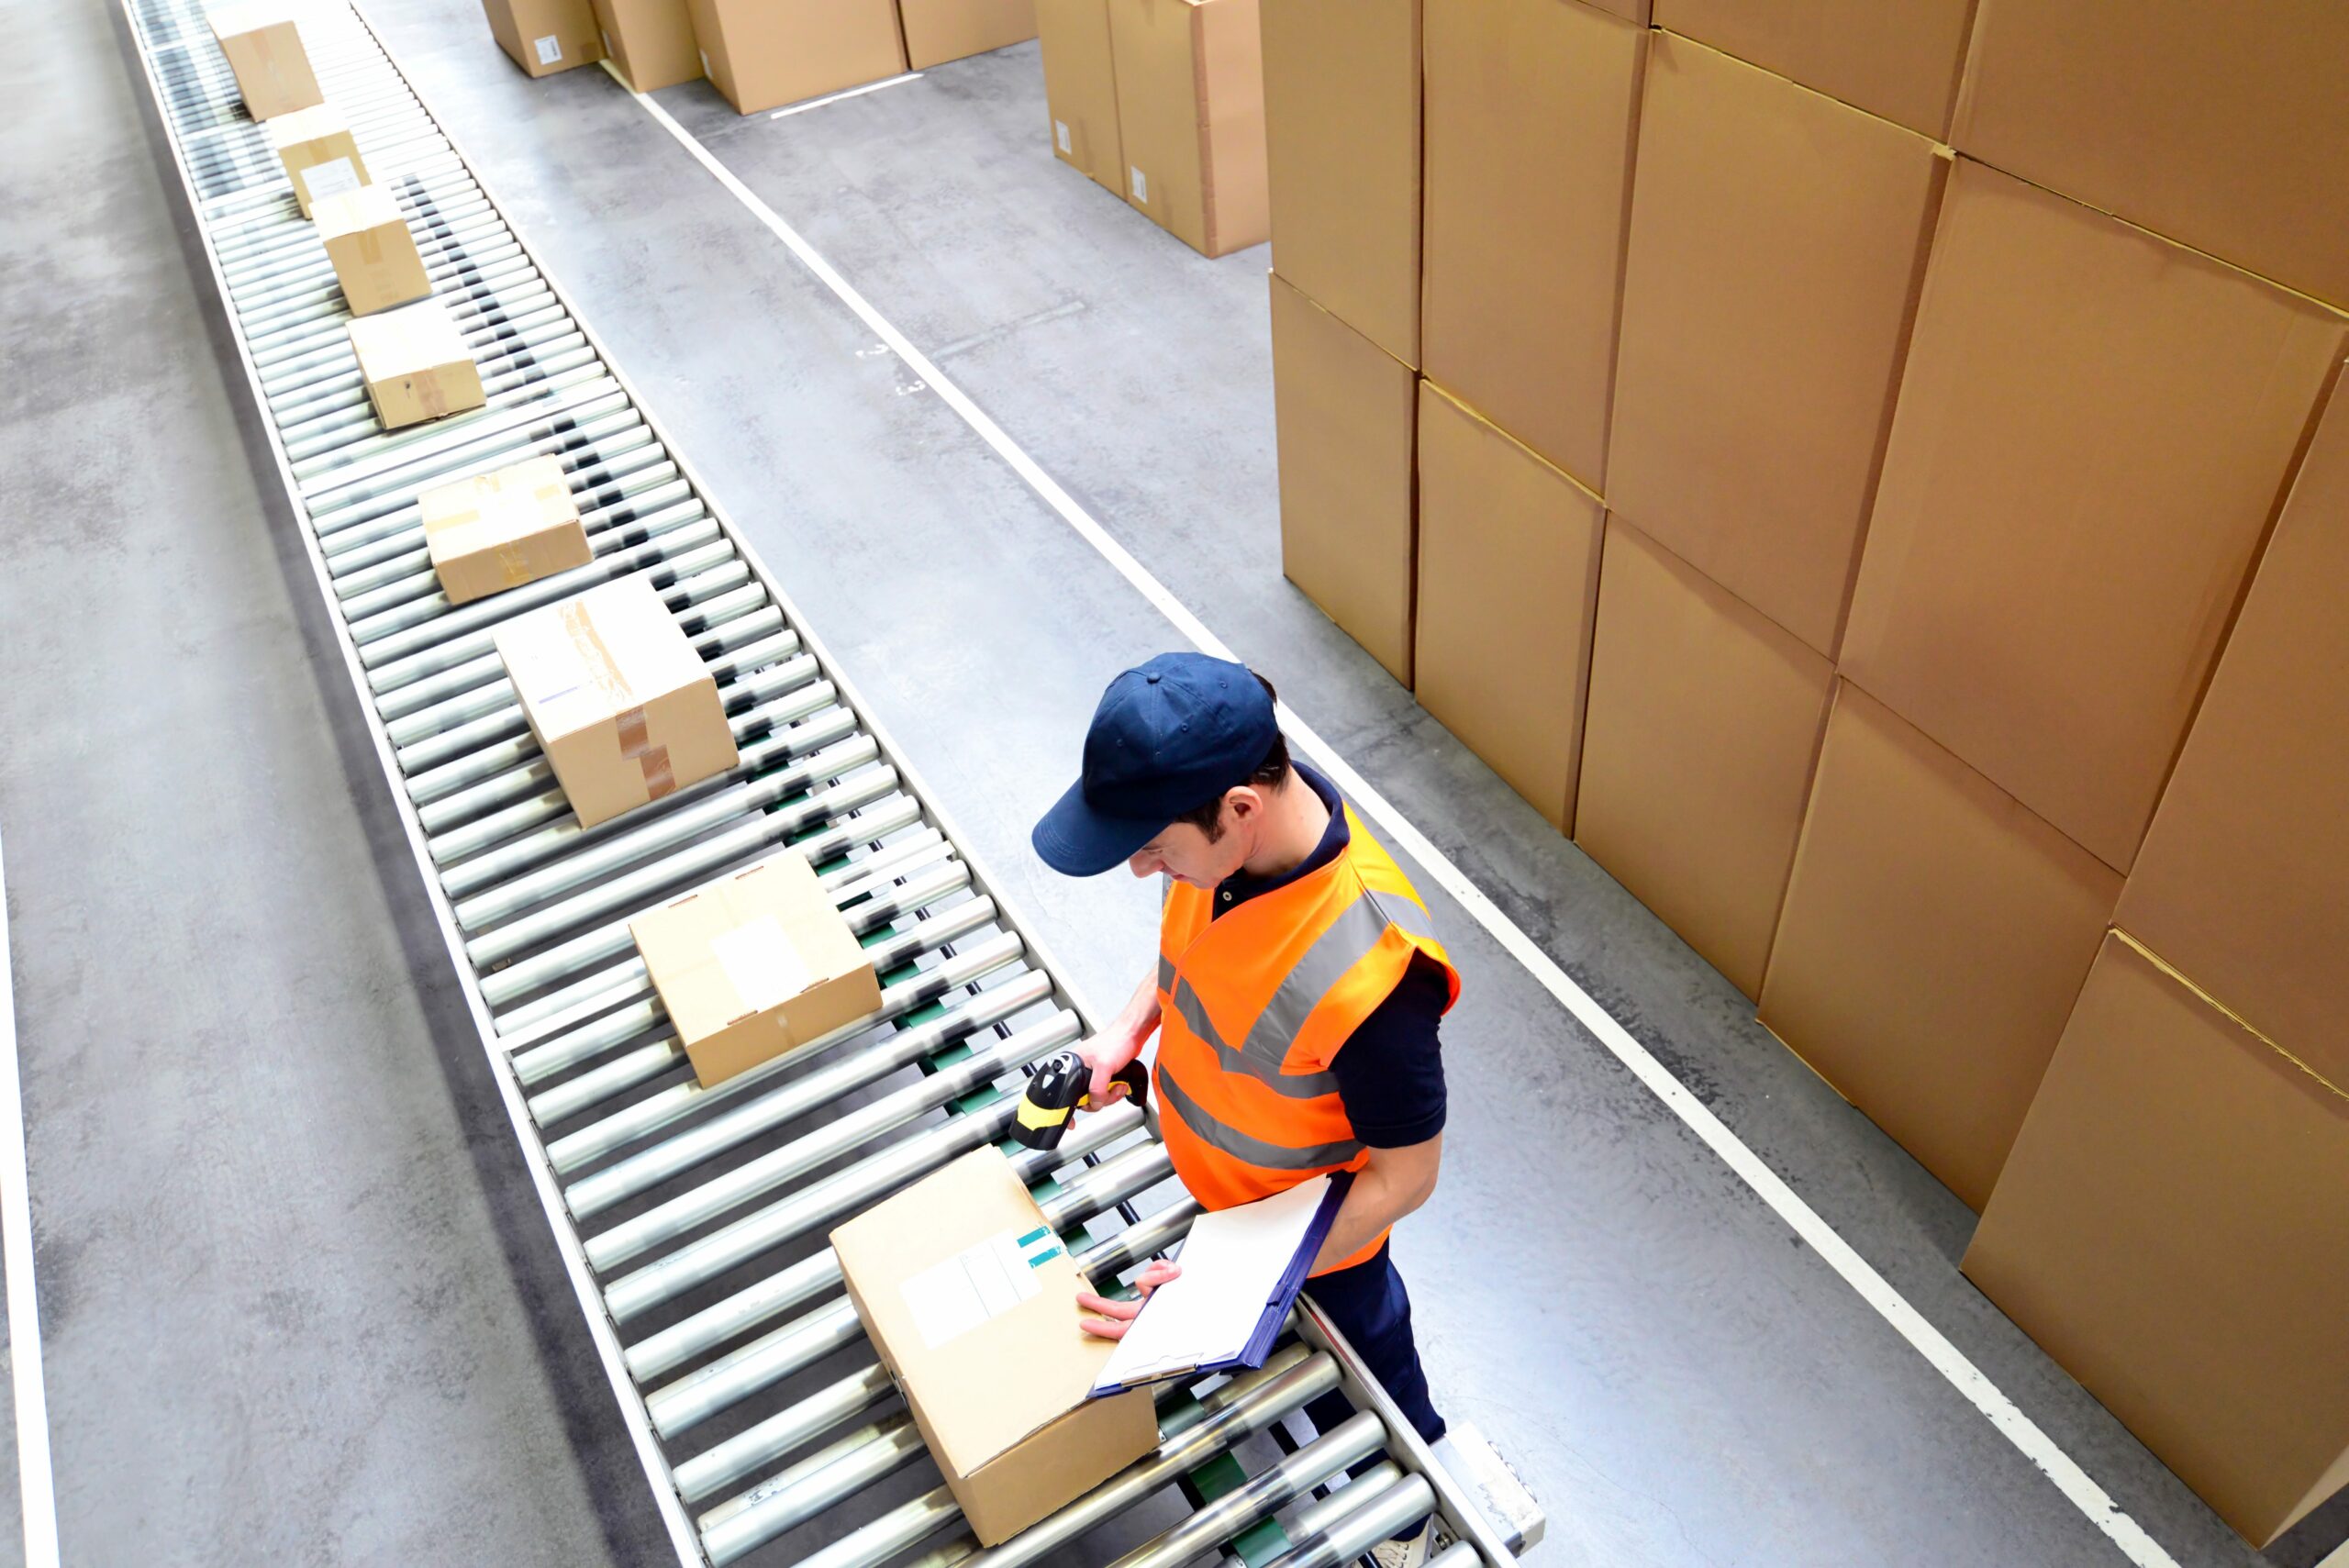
[
  {"xmin": 357, "ymin": 228, "xmax": 384, "ymax": 265},
  {"xmin": 415, "ymin": 373, "xmax": 449, "ymax": 420},
  {"xmin": 423, "ymin": 504, "xmax": 480, "ymax": 541},
  {"xmin": 613, "ymin": 707, "xmax": 675, "ymax": 799},
  {"xmin": 495, "ymin": 542, "xmax": 532, "ymax": 585},
  {"xmin": 561, "ymin": 601, "xmax": 639, "ymax": 710}
]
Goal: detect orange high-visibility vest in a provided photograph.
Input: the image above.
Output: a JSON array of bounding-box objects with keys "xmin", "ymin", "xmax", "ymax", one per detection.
[{"xmin": 1152, "ymin": 802, "xmax": 1459, "ymax": 1274}]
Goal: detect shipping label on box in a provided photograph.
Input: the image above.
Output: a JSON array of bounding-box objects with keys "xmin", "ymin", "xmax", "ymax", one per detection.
[
  {"xmin": 346, "ymin": 298, "xmax": 484, "ymax": 429},
  {"xmin": 493, "ymin": 575, "xmax": 739, "ymax": 829},
  {"xmin": 206, "ymin": 1, "xmax": 323, "ymax": 118},
  {"xmin": 268, "ymin": 105, "xmax": 370, "ymax": 218},
  {"xmin": 480, "ymin": 0, "xmax": 606, "ymax": 78},
  {"xmin": 628, "ymin": 851, "xmax": 881, "ymax": 1086},
  {"xmin": 312, "ymin": 184, "xmax": 431, "ymax": 317},
  {"xmin": 419, "ymin": 455, "xmax": 593, "ymax": 606},
  {"xmin": 832, "ymin": 1149, "xmax": 1159, "ymax": 1545}
]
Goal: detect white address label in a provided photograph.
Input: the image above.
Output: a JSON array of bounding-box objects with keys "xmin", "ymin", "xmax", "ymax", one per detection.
[
  {"xmin": 534, "ymin": 33, "xmax": 562, "ymax": 65},
  {"xmin": 1129, "ymin": 166, "xmax": 1148, "ymax": 204},
  {"xmin": 900, "ymin": 1227, "xmax": 1063, "ymax": 1350},
  {"xmin": 1054, "ymin": 118, "xmax": 1072, "ymax": 154},
  {"xmin": 299, "ymin": 156, "xmax": 362, "ymax": 203}
]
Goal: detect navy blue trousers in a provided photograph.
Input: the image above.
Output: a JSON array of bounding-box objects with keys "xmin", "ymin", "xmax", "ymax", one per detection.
[{"xmin": 1300, "ymin": 1242, "xmax": 1446, "ymax": 1445}]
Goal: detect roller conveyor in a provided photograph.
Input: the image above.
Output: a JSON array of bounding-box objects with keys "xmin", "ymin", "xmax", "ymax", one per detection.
[{"xmin": 118, "ymin": 1, "xmax": 1545, "ymax": 1562}]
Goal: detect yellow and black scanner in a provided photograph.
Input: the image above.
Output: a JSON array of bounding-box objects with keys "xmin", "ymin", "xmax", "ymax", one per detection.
[{"xmin": 1011, "ymin": 1049, "xmax": 1148, "ymax": 1152}]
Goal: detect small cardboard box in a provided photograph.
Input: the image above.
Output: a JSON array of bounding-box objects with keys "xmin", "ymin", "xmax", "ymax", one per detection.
[
  {"xmin": 1605, "ymin": 31, "xmax": 1945, "ymax": 658},
  {"xmin": 682, "ymin": 0, "xmax": 906, "ymax": 115},
  {"xmin": 1840, "ymin": 159, "xmax": 2345, "ymax": 873},
  {"xmin": 206, "ymin": 2, "xmax": 322, "ymax": 119},
  {"xmin": 1964, "ymin": 932, "xmax": 2349, "ymax": 1548},
  {"xmin": 1574, "ymin": 517, "xmax": 1832, "ymax": 999},
  {"xmin": 899, "ymin": 0, "xmax": 1037, "ymax": 70},
  {"xmin": 312, "ymin": 184, "xmax": 431, "ymax": 317},
  {"xmin": 419, "ymin": 455, "xmax": 594, "ymax": 606},
  {"xmin": 1260, "ymin": 0, "xmax": 1420, "ymax": 365},
  {"xmin": 268, "ymin": 105, "xmax": 369, "ymax": 218},
  {"xmin": 1268, "ymin": 272, "xmax": 1416, "ymax": 685},
  {"xmin": 1655, "ymin": 0, "xmax": 1975, "ymax": 139},
  {"xmin": 2117, "ymin": 363, "xmax": 2349, "ymax": 1087},
  {"xmin": 1954, "ymin": 0, "xmax": 2349, "ymax": 311},
  {"xmin": 629, "ymin": 853, "xmax": 882, "ymax": 1086},
  {"xmin": 1036, "ymin": 0, "xmax": 1122, "ymax": 195},
  {"xmin": 832, "ymin": 1149, "xmax": 1160, "ymax": 1545},
  {"xmin": 1413, "ymin": 380, "xmax": 1605, "ymax": 832},
  {"xmin": 591, "ymin": 0, "xmax": 702, "ymax": 92},
  {"xmin": 1420, "ymin": 0, "xmax": 1644, "ymax": 491},
  {"xmin": 347, "ymin": 299, "xmax": 484, "ymax": 429},
  {"xmin": 482, "ymin": 0, "xmax": 606, "ymax": 76},
  {"xmin": 494, "ymin": 576, "xmax": 740, "ymax": 829},
  {"xmin": 1106, "ymin": 0, "xmax": 1267, "ymax": 258},
  {"xmin": 1758, "ymin": 680, "xmax": 2121, "ymax": 1210}
]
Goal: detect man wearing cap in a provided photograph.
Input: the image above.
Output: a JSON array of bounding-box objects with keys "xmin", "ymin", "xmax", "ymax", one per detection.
[{"xmin": 1033, "ymin": 652, "xmax": 1462, "ymax": 1567}]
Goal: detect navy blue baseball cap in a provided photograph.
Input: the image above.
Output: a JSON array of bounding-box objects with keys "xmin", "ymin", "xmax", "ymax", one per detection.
[{"xmin": 1032, "ymin": 652, "xmax": 1282, "ymax": 876}]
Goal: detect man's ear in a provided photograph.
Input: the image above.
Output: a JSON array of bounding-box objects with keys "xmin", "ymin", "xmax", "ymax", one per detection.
[{"xmin": 1224, "ymin": 786, "xmax": 1264, "ymax": 823}]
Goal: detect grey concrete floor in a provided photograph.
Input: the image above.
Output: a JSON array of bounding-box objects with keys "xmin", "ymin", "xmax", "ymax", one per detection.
[{"xmin": 0, "ymin": 3, "xmax": 2334, "ymax": 1565}]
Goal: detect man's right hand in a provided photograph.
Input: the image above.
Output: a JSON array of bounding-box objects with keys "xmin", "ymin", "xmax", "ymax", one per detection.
[
  {"xmin": 1080, "ymin": 966, "xmax": 1165, "ymax": 1109},
  {"xmin": 1078, "ymin": 1031, "xmax": 1146, "ymax": 1108}
]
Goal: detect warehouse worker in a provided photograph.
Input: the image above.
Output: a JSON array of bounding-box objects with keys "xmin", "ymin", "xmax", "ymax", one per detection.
[{"xmin": 1032, "ymin": 652, "xmax": 1464, "ymax": 1568}]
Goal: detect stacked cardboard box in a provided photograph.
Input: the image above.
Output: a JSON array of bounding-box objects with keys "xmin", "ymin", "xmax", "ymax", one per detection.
[
  {"xmin": 481, "ymin": 0, "xmax": 606, "ymax": 77},
  {"xmin": 590, "ymin": 0, "xmax": 701, "ymax": 91},
  {"xmin": 681, "ymin": 0, "xmax": 904, "ymax": 113},
  {"xmin": 1259, "ymin": 6, "xmax": 2349, "ymax": 1539}
]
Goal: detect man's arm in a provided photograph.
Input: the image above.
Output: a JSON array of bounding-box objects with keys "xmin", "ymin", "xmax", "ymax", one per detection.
[
  {"xmin": 1310, "ymin": 1134, "xmax": 1442, "ymax": 1273},
  {"xmin": 1079, "ymin": 969, "xmax": 1163, "ymax": 1104}
]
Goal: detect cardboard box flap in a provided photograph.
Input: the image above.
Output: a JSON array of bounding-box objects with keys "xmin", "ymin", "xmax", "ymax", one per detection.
[
  {"xmin": 495, "ymin": 576, "xmax": 709, "ymax": 743},
  {"xmin": 348, "ymin": 298, "xmax": 473, "ymax": 381},
  {"xmin": 629, "ymin": 854, "xmax": 874, "ymax": 1042},
  {"xmin": 833, "ymin": 1150, "xmax": 1126, "ymax": 1476},
  {"xmin": 313, "ymin": 183, "xmax": 406, "ymax": 241},
  {"xmin": 265, "ymin": 103, "xmax": 347, "ymax": 150},
  {"xmin": 421, "ymin": 455, "xmax": 578, "ymax": 563}
]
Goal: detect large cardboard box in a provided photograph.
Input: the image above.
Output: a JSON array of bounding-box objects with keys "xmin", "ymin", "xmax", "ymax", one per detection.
[
  {"xmin": 833, "ymin": 1149, "xmax": 1161, "ymax": 1544},
  {"xmin": 268, "ymin": 106, "xmax": 369, "ymax": 219},
  {"xmin": 1841, "ymin": 160, "xmax": 2346, "ymax": 874},
  {"xmin": 1654, "ymin": 0, "xmax": 1974, "ymax": 139},
  {"xmin": 419, "ymin": 456, "xmax": 595, "ymax": 606},
  {"xmin": 1413, "ymin": 381, "xmax": 1605, "ymax": 832},
  {"xmin": 1964, "ymin": 932, "xmax": 2349, "ymax": 1548},
  {"xmin": 482, "ymin": 0, "xmax": 606, "ymax": 77},
  {"xmin": 1420, "ymin": 0, "xmax": 1642, "ymax": 493},
  {"xmin": 682, "ymin": 0, "xmax": 906, "ymax": 115},
  {"xmin": 590, "ymin": 0, "xmax": 701, "ymax": 91},
  {"xmin": 1758, "ymin": 681, "xmax": 2121, "ymax": 1209},
  {"xmin": 629, "ymin": 852, "xmax": 883, "ymax": 1086},
  {"xmin": 1260, "ymin": 0, "xmax": 1419, "ymax": 365},
  {"xmin": 493, "ymin": 576, "xmax": 740, "ymax": 828},
  {"xmin": 312, "ymin": 185, "xmax": 431, "ymax": 317},
  {"xmin": 2117, "ymin": 368, "xmax": 2349, "ymax": 1090},
  {"xmin": 1574, "ymin": 518, "xmax": 1831, "ymax": 998},
  {"xmin": 1268, "ymin": 272, "xmax": 1416, "ymax": 684},
  {"xmin": 1605, "ymin": 33, "xmax": 1943, "ymax": 659},
  {"xmin": 347, "ymin": 300, "xmax": 484, "ymax": 429},
  {"xmin": 1107, "ymin": 0, "xmax": 1267, "ymax": 258},
  {"xmin": 1035, "ymin": 0, "xmax": 1121, "ymax": 195},
  {"xmin": 1954, "ymin": 0, "xmax": 2349, "ymax": 312},
  {"xmin": 206, "ymin": 3, "xmax": 321, "ymax": 119},
  {"xmin": 899, "ymin": 0, "xmax": 1036, "ymax": 69}
]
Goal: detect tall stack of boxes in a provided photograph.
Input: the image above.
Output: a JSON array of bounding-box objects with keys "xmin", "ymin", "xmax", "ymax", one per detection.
[
  {"xmin": 1263, "ymin": 0, "xmax": 2349, "ymax": 1545},
  {"xmin": 1039, "ymin": 0, "xmax": 1266, "ymax": 259}
]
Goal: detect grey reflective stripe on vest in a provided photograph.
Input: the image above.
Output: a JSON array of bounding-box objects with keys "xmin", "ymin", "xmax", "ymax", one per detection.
[
  {"xmin": 1165, "ymin": 972, "xmax": 1338, "ymax": 1099},
  {"xmin": 1158, "ymin": 952, "xmax": 1177, "ymax": 993},
  {"xmin": 1235, "ymin": 891, "xmax": 1435, "ymax": 1069},
  {"xmin": 1157, "ymin": 1062, "xmax": 1364, "ymax": 1171}
]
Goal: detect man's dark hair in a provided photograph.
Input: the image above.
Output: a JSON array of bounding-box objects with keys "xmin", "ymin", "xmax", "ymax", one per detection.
[{"xmin": 1170, "ymin": 673, "xmax": 1289, "ymax": 841}]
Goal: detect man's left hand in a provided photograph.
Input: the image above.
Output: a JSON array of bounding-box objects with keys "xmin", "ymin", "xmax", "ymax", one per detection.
[{"xmin": 1075, "ymin": 1259, "xmax": 1181, "ymax": 1340}]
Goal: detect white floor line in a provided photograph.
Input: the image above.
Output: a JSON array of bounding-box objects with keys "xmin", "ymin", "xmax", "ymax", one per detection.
[
  {"xmin": 618, "ymin": 81, "xmax": 2183, "ymax": 1568},
  {"xmin": 0, "ymin": 831, "xmax": 61, "ymax": 1568},
  {"xmin": 768, "ymin": 72, "xmax": 925, "ymax": 119}
]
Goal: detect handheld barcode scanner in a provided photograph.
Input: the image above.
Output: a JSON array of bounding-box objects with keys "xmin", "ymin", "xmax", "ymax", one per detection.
[{"xmin": 1011, "ymin": 1049, "xmax": 1148, "ymax": 1152}]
